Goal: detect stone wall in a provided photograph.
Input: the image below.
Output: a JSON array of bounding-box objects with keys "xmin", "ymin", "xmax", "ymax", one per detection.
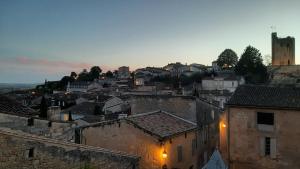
[
  {"xmin": 80, "ymin": 120, "xmax": 197, "ymax": 169},
  {"xmin": 196, "ymin": 99, "xmax": 223, "ymax": 167},
  {"xmin": 0, "ymin": 112, "xmax": 75, "ymax": 141},
  {"xmin": 224, "ymin": 107, "xmax": 300, "ymax": 169},
  {"xmin": 0, "ymin": 128, "xmax": 139, "ymax": 169},
  {"xmin": 127, "ymin": 95, "xmax": 196, "ymax": 122},
  {"xmin": 272, "ymin": 32, "xmax": 295, "ymax": 66},
  {"xmin": 268, "ymin": 65, "xmax": 300, "ymax": 87}
]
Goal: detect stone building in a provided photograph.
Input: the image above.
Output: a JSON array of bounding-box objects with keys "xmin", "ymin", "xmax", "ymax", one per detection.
[
  {"xmin": 118, "ymin": 66, "xmax": 131, "ymax": 79},
  {"xmin": 0, "ymin": 128, "xmax": 139, "ymax": 169},
  {"xmin": 0, "ymin": 95, "xmax": 75, "ymax": 141},
  {"xmin": 220, "ymin": 85, "xmax": 300, "ymax": 169},
  {"xmin": 196, "ymin": 98, "xmax": 223, "ymax": 167},
  {"xmin": 78, "ymin": 110, "xmax": 198, "ymax": 169},
  {"xmin": 201, "ymin": 74, "xmax": 245, "ymax": 93},
  {"xmin": 67, "ymin": 81, "xmax": 103, "ymax": 93},
  {"xmin": 196, "ymin": 73, "xmax": 244, "ymax": 108},
  {"xmin": 268, "ymin": 65, "xmax": 300, "ymax": 87},
  {"xmin": 126, "ymin": 95, "xmax": 196, "ymax": 123},
  {"xmin": 272, "ymin": 32, "xmax": 295, "ymax": 66}
]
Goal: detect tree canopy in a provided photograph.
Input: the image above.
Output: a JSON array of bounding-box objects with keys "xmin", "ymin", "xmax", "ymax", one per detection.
[
  {"xmin": 216, "ymin": 49, "xmax": 238, "ymax": 69},
  {"xmin": 235, "ymin": 46, "xmax": 268, "ymax": 84},
  {"xmin": 105, "ymin": 71, "xmax": 114, "ymax": 78},
  {"xmin": 77, "ymin": 66, "xmax": 102, "ymax": 81},
  {"xmin": 70, "ymin": 72, "xmax": 77, "ymax": 79},
  {"xmin": 60, "ymin": 76, "xmax": 74, "ymax": 89},
  {"xmin": 89, "ymin": 66, "xmax": 102, "ymax": 79}
]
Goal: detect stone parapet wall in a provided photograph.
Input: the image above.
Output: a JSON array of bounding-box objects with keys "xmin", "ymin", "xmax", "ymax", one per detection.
[{"xmin": 0, "ymin": 128, "xmax": 139, "ymax": 169}]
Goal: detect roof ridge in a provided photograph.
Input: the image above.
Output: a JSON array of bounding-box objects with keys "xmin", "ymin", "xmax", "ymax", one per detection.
[
  {"xmin": 160, "ymin": 110, "xmax": 197, "ymax": 126},
  {"xmin": 128, "ymin": 110, "xmax": 161, "ymax": 118}
]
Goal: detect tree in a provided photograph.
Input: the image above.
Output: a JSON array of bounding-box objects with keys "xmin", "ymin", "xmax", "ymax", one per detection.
[
  {"xmin": 217, "ymin": 49, "xmax": 238, "ymax": 69},
  {"xmin": 89, "ymin": 66, "xmax": 102, "ymax": 80},
  {"xmin": 60, "ymin": 76, "xmax": 74, "ymax": 89},
  {"xmin": 70, "ymin": 72, "xmax": 77, "ymax": 79},
  {"xmin": 39, "ymin": 96, "xmax": 48, "ymax": 118},
  {"xmin": 77, "ymin": 69, "xmax": 92, "ymax": 81},
  {"xmin": 105, "ymin": 71, "xmax": 114, "ymax": 78},
  {"xmin": 235, "ymin": 46, "xmax": 268, "ymax": 84},
  {"xmin": 113, "ymin": 70, "xmax": 118, "ymax": 77}
]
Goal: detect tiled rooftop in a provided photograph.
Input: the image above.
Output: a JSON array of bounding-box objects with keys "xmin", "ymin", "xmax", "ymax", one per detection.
[
  {"xmin": 62, "ymin": 102, "xmax": 105, "ymax": 115},
  {"xmin": 0, "ymin": 95, "xmax": 38, "ymax": 116},
  {"xmin": 127, "ymin": 110, "xmax": 197, "ymax": 139},
  {"xmin": 227, "ymin": 85, "xmax": 300, "ymax": 109}
]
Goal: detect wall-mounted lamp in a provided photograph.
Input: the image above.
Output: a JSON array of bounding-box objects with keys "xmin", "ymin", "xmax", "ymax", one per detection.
[
  {"xmin": 222, "ymin": 123, "xmax": 226, "ymax": 128},
  {"xmin": 162, "ymin": 150, "xmax": 167, "ymax": 159}
]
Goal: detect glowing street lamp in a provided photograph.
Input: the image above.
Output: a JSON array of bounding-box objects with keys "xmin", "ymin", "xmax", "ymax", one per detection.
[{"xmin": 162, "ymin": 150, "xmax": 167, "ymax": 159}]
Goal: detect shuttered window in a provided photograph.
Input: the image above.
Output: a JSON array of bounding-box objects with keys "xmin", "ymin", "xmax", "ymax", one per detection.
[
  {"xmin": 260, "ymin": 137, "xmax": 276, "ymax": 159},
  {"xmin": 270, "ymin": 138, "xmax": 277, "ymax": 159},
  {"xmin": 265, "ymin": 137, "xmax": 271, "ymax": 155}
]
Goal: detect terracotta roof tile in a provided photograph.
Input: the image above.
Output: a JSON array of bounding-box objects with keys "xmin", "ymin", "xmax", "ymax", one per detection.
[
  {"xmin": 227, "ymin": 85, "xmax": 300, "ymax": 109},
  {"xmin": 127, "ymin": 110, "xmax": 196, "ymax": 139},
  {"xmin": 0, "ymin": 95, "xmax": 38, "ymax": 116}
]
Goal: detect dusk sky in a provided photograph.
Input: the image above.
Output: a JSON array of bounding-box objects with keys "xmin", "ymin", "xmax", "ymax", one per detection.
[{"xmin": 0, "ymin": 0, "xmax": 299, "ymax": 83}]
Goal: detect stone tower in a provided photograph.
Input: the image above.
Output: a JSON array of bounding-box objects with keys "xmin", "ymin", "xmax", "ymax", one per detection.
[{"xmin": 272, "ymin": 32, "xmax": 295, "ymax": 65}]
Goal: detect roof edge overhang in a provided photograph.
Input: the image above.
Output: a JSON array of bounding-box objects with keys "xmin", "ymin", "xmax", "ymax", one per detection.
[{"xmin": 226, "ymin": 104, "xmax": 300, "ymax": 111}]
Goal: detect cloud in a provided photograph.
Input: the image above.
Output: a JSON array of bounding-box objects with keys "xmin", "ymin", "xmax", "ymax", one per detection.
[
  {"xmin": 16, "ymin": 56, "xmax": 92, "ymax": 69},
  {"xmin": 1, "ymin": 56, "xmax": 116, "ymax": 73}
]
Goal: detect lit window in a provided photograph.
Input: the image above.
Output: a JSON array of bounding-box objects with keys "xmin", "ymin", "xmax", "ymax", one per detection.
[{"xmin": 63, "ymin": 114, "xmax": 69, "ymax": 121}]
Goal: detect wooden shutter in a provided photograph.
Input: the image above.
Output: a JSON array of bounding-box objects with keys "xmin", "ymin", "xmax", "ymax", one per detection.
[{"xmin": 271, "ymin": 138, "xmax": 277, "ymax": 159}]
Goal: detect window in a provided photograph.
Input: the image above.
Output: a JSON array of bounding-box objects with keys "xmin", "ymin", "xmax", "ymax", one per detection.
[
  {"xmin": 265, "ymin": 137, "xmax": 271, "ymax": 155},
  {"xmin": 257, "ymin": 112, "xmax": 274, "ymax": 125},
  {"xmin": 25, "ymin": 148, "xmax": 34, "ymax": 159},
  {"xmin": 75, "ymin": 128, "xmax": 81, "ymax": 144},
  {"xmin": 260, "ymin": 137, "xmax": 277, "ymax": 158},
  {"xmin": 27, "ymin": 118, "xmax": 34, "ymax": 126},
  {"xmin": 177, "ymin": 145, "xmax": 183, "ymax": 162}
]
